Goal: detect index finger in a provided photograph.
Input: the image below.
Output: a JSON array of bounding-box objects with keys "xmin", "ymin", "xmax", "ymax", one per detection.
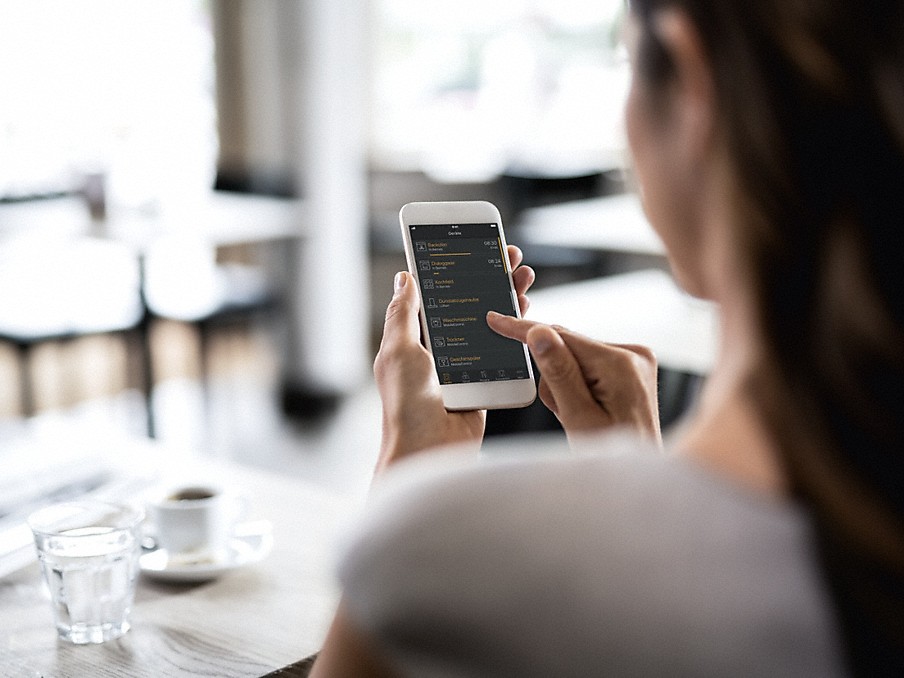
[
  {"xmin": 506, "ymin": 244, "xmax": 524, "ymax": 270},
  {"xmin": 486, "ymin": 311, "xmax": 548, "ymax": 343},
  {"xmin": 554, "ymin": 327, "xmax": 652, "ymax": 359}
]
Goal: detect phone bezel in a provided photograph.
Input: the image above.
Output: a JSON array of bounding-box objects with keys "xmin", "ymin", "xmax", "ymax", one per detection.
[{"xmin": 399, "ymin": 200, "xmax": 536, "ymax": 411}]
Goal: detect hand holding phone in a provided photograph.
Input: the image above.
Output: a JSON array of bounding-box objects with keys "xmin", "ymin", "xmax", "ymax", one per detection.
[
  {"xmin": 373, "ymin": 270, "xmax": 487, "ymax": 470},
  {"xmin": 399, "ymin": 201, "xmax": 537, "ymax": 411}
]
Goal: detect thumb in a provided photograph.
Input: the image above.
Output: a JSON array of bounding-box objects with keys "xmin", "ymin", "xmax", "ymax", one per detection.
[
  {"xmin": 527, "ymin": 325, "xmax": 599, "ymax": 423},
  {"xmin": 380, "ymin": 271, "xmax": 422, "ymax": 349}
]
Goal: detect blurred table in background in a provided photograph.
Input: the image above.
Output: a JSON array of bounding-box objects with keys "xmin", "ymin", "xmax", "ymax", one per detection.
[
  {"xmin": 527, "ymin": 269, "xmax": 719, "ymax": 376},
  {"xmin": 517, "ymin": 192, "xmax": 665, "ymax": 258},
  {"xmin": 0, "ymin": 192, "xmax": 304, "ymax": 251},
  {"xmin": 0, "ymin": 193, "xmax": 304, "ymax": 432}
]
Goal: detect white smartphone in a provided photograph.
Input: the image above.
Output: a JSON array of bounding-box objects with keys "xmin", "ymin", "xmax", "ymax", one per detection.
[{"xmin": 399, "ymin": 200, "xmax": 537, "ymax": 411}]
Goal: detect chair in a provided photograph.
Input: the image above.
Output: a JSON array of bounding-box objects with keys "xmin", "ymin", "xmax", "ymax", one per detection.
[
  {"xmin": 140, "ymin": 234, "xmax": 279, "ymax": 432},
  {"xmin": 0, "ymin": 235, "xmax": 146, "ymax": 422}
]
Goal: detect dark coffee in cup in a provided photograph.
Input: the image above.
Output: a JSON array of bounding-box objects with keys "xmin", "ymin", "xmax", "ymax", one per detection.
[{"xmin": 168, "ymin": 488, "xmax": 215, "ymax": 502}]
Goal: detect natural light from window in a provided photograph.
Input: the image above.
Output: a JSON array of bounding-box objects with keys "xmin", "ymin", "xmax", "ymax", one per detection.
[
  {"xmin": 1, "ymin": 1, "xmax": 630, "ymax": 203},
  {"xmin": 370, "ymin": 0, "xmax": 629, "ymax": 182},
  {"xmin": 0, "ymin": 0, "xmax": 216, "ymax": 210}
]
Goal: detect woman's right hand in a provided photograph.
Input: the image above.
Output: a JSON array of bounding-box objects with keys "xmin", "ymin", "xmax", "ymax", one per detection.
[
  {"xmin": 372, "ymin": 246, "xmax": 536, "ymax": 473},
  {"xmin": 487, "ymin": 312, "xmax": 662, "ymax": 444}
]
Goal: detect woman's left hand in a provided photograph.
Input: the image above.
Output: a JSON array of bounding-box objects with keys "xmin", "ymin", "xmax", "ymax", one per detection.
[{"xmin": 372, "ymin": 246, "xmax": 534, "ymax": 473}]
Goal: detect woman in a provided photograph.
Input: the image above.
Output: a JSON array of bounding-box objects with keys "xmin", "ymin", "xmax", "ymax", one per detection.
[{"xmin": 312, "ymin": 0, "xmax": 904, "ymax": 674}]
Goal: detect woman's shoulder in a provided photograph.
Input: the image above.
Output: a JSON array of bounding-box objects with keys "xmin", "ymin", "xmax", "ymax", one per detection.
[
  {"xmin": 353, "ymin": 429, "xmax": 803, "ymax": 548},
  {"xmin": 338, "ymin": 430, "xmax": 845, "ymax": 677}
]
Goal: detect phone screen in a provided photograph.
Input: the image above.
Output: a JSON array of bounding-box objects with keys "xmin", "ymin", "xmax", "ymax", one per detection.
[{"xmin": 409, "ymin": 222, "xmax": 531, "ymax": 385}]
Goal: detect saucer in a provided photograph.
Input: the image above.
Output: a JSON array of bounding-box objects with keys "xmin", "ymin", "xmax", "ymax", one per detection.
[{"xmin": 140, "ymin": 520, "xmax": 273, "ymax": 582}]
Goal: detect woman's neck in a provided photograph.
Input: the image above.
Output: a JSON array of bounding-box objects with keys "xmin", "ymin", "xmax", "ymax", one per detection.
[{"xmin": 672, "ymin": 278, "xmax": 788, "ymax": 497}]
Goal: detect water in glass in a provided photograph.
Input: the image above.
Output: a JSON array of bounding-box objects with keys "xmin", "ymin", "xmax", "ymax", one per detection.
[{"xmin": 29, "ymin": 503, "xmax": 142, "ymax": 644}]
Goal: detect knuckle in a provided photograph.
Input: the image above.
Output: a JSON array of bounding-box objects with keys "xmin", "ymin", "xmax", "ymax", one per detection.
[
  {"xmin": 613, "ymin": 345, "xmax": 656, "ymax": 376},
  {"xmin": 383, "ymin": 296, "xmax": 408, "ymax": 324},
  {"xmin": 621, "ymin": 343, "xmax": 656, "ymax": 366},
  {"xmin": 632, "ymin": 345, "xmax": 657, "ymax": 367},
  {"xmin": 373, "ymin": 342, "xmax": 405, "ymax": 377},
  {"xmin": 373, "ymin": 348, "xmax": 385, "ymax": 372},
  {"xmin": 372, "ymin": 350, "xmax": 387, "ymax": 377},
  {"xmin": 627, "ymin": 351, "xmax": 649, "ymax": 374}
]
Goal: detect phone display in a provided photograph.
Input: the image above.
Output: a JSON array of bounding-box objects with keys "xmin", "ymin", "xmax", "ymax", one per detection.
[
  {"xmin": 408, "ymin": 221, "xmax": 528, "ymax": 384},
  {"xmin": 400, "ymin": 201, "xmax": 536, "ymax": 410}
]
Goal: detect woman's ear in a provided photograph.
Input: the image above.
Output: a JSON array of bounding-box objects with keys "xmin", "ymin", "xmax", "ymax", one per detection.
[{"xmin": 652, "ymin": 9, "xmax": 716, "ymax": 157}]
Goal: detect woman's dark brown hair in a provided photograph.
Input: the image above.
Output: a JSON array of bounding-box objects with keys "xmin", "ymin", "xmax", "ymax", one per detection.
[{"xmin": 629, "ymin": 0, "xmax": 904, "ymax": 673}]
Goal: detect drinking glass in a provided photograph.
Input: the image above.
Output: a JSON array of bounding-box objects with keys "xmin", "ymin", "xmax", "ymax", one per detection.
[{"xmin": 28, "ymin": 501, "xmax": 144, "ymax": 644}]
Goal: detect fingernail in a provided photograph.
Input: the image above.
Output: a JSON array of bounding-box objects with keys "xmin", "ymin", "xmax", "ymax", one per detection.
[{"xmin": 393, "ymin": 272, "xmax": 406, "ymax": 294}]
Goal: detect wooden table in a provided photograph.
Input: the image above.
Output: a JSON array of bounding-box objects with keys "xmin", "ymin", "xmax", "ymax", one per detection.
[{"xmin": 0, "ymin": 435, "xmax": 355, "ymax": 677}]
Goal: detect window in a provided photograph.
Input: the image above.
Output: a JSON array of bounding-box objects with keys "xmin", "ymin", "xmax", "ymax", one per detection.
[
  {"xmin": 370, "ymin": 0, "xmax": 629, "ymax": 182},
  {"xmin": 0, "ymin": 0, "xmax": 216, "ymax": 209}
]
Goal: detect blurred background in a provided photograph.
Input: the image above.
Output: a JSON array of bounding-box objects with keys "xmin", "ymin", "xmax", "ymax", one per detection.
[{"xmin": 0, "ymin": 0, "xmax": 699, "ymax": 495}]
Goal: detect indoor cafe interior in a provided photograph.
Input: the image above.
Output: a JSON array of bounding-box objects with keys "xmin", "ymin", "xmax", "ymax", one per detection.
[{"xmin": 0, "ymin": 1, "xmax": 715, "ymax": 675}]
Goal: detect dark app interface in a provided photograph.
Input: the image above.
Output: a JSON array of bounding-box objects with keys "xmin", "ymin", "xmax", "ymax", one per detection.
[{"xmin": 410, "ymin": 222, "xmax": 529, "ymax": 385}]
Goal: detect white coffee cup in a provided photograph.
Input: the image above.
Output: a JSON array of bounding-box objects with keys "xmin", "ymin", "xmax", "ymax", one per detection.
[{"xmin": 147, "ymin": 485, "xmax": 246, "ymax": 557}]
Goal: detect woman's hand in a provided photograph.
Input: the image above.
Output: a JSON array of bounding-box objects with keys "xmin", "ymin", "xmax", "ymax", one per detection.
[
  {"xmin": 487, "ymin": 313, "xmax": 662, "ymax": 444},
  {"xmin": 373, "ymin": 246, "xmax": 534, "ymax": 473}
]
